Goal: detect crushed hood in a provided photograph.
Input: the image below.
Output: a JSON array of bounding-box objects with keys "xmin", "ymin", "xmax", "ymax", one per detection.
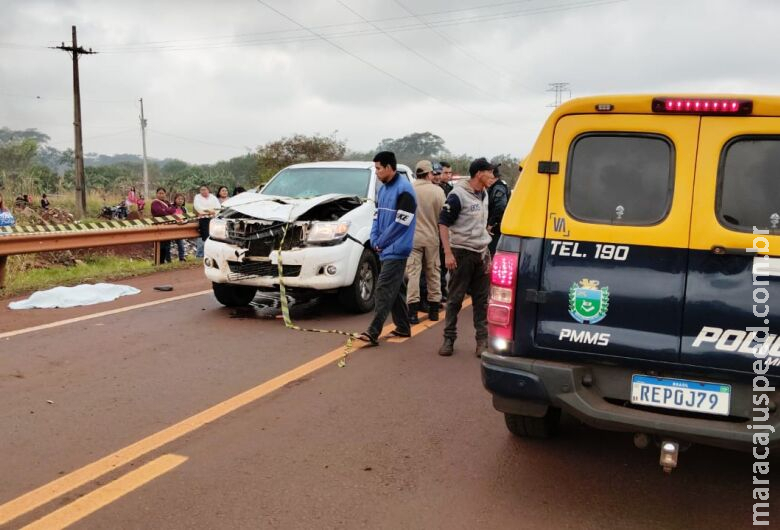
[{"xmin": 220, "ymin": 193, "xmax": 358, "ymax": 222}]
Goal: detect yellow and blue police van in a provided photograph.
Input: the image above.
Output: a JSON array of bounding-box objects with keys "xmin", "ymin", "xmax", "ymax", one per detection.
[{"xmin": 482, "ymin": 94, "xmax": 779, "ymax": 470}]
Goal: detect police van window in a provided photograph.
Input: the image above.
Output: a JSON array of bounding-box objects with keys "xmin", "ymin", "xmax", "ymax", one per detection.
[
  {"xmin": 565, "ymin": 134, "xmax": 674, "ymax": 225},
  {"xmin": 718, "ymin": 137, "xmax": 780, "ymax": 233}
]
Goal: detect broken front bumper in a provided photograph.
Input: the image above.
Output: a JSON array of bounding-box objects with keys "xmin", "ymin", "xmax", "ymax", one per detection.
[{"xmin": 203, "ymin": 238, "xmax": 362, "ymax": 290}]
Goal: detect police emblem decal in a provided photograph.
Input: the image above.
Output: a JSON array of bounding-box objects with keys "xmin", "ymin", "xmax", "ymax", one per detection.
[{"xmin": 568, "ymin": 278, "xmax": 609, "ymax": 324}]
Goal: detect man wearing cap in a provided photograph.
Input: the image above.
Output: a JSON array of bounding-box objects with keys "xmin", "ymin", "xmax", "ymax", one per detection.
[
  {"xmin": 406, "ymin": 160, "xmax": 446, "ymax": 323},
  {"xmin": 437, "ymin": 157, "xmax": 494, "ymax": 357},
  {"xmin": 358, "ymin": 151, "xmax": 417, "ymax": 346}
]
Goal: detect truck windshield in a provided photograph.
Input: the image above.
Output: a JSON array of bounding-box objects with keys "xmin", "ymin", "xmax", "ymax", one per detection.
[{"xmin": 261, "ymin": 168, "xmax": 370, "ymax": 198}]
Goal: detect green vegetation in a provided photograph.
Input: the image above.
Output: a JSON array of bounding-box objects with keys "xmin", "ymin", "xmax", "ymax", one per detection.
[
  {"xmin": 3, "ymin": 254, "xmax": 198, "ymax": 298},
  {"xmin": 47, "ymin": 191, "xmax": 124, "ymax": 219},
  {"xmin": 1, "ymin": 127, "xmax": 524, "ymax": 204},
  {"xmin": 256, "ymin": 133, "xmax": 346, "ymax": 183}
]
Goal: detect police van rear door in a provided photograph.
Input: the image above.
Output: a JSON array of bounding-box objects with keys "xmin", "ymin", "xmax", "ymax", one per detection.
[
  {"xmin": 682, "ymin": 116, "xmax": 780, "ymax": 377},
  {"xmin": 534, "ymin": 114, "xmax": 699, "ymax": 361}
]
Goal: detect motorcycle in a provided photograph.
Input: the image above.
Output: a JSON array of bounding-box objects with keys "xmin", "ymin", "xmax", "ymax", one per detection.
[{"xmin": 99, "ymin": 202, "xmax": 129, "ymax": 220}]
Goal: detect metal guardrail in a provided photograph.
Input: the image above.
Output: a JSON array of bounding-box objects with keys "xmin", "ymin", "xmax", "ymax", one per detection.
[{"xmin": 0, "ymin": 218, "xmax": 201, "ymax": 288}]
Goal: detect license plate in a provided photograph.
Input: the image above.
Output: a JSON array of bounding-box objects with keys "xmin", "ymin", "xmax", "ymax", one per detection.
[{"xmin": 630, "ymin": 375, "xmax": 731, "ymax": 416}]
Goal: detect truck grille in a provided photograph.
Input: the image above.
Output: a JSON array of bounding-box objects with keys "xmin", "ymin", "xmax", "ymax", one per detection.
[
  {"xmin": 226, "ymin": 219, "xmax": 306, "ymax": 256},
  {"xmin": 227, "ymin": 261, "xmax": 302, "ymax": 281}
]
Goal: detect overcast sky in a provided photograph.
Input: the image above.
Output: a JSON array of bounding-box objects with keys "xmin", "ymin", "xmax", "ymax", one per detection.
[{"xmin": 1, "ymin": 0, "xmax": 778, "ymax": 164}]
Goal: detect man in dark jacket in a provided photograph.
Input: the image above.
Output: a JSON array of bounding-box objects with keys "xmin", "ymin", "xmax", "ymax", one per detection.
[
  {"xmin": 436, "ymin": 161, "xmax": 454, "ymax": 196},
  {"xmin": 358, "ymin": 151, "xmax": 417, "ymax": 346},
  {"xmin": 435, "ymin": 161, "xmax": 454, "ymax": 300},
  {"xmin": 487, "ymin": 165, "xmax": 510, "ymax": 256}
]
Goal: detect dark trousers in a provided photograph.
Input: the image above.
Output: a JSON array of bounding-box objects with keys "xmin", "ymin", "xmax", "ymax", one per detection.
[
  {"xmin": 439, "ymin": 244, "xmax": 448, "ymax": 298},
  {"xmin": 366, "ymin": 258, "xmax": 410, "ymax": 339},
  {"xmin": 174, "ymin": 239, "xmax": 186, "ymax": 261},
  {"xmin": 443, "ymin": 248, "xmax": 490, "ymax": 342},
  {"xmin": 160, "ymin": 240, "xmax": 172, "ymax": 263},
  {"xmin": 489, "ymin": 231, "xmax": 501, "ymax": 257}
]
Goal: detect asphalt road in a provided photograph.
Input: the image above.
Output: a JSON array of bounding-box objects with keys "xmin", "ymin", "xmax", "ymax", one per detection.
[{"xmin": 0, "ymin": 267, "xmax": 777, "ymax": 529}]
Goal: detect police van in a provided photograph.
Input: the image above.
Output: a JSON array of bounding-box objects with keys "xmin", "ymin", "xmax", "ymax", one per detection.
[{"xmin": 482, "ymin": 95, "xmax": 779, "ymax": 469}]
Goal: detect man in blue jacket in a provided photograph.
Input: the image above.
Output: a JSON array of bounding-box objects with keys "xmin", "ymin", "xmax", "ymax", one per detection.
[{"xmin": 358, "ymin": 151, "xmax": 417, "ymax": 346}]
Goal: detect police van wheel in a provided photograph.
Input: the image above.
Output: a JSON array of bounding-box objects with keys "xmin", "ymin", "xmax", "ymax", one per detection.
[
  {"xmin": 504, "ymin": 408, "xmax": 561, "ymax": 439},
  {"xmin": 339, "ymin": 250, "xmax": 377, "ymax": 314},
  {"xmin": 212, "ymin": 282, "xmax": 257, "ymax": 307}
]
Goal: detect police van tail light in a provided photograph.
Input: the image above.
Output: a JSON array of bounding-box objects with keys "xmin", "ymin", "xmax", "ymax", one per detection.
[
  {"xmin": 488, "ymin": 251, "xmax": 519, "ymax": 352},
  {"xmin": 652, "ymin": 97, "xmax": 752, "ymax": 115}
]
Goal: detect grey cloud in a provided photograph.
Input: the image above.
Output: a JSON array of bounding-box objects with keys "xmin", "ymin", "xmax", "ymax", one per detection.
[{"xmin": 1, "ymin": 0, "xmax": 777, "ymax": 163}]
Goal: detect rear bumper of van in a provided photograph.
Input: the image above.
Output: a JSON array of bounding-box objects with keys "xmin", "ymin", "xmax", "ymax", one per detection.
[{"xmin": 481, "ymin": 352, "xmax": 779, "ymax": 451}]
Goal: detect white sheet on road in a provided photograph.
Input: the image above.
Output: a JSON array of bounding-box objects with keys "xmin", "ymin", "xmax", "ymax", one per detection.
[{"xmin": 8, "ymin": 283, "xmax": 141, "ymax": 310}]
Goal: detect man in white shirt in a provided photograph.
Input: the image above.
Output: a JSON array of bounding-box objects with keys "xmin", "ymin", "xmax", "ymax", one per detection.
[{"xmin": 192, "ymin": 184, "xmax": 221, "ymax": 258}]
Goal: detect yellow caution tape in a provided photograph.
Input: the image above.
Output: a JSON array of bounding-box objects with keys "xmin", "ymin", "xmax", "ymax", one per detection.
[
  {"xmin": 0, "ymin": 212, "xmax": 200, "ymax": 236},
  {"xmin": 276, "ymin": 222, "xmax": 359, "ymax": 368}
]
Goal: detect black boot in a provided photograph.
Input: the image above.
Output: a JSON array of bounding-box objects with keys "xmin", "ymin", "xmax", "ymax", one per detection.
[
  {"xmin": 408, "ymin": 302, "xmax": 419, "ymax": 324},
  {"xmin": 438, "ymin": 337, "xmax": 455, "ymax": 356},
  {"xmin": 428, "ymin": 301, "xmax": 440, "ymax": 321}
]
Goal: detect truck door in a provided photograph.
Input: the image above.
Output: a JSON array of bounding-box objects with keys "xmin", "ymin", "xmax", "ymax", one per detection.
[
  {"xmin": 682, "ymin": 118, "xmax": 780, "ymax": 377},
  {"xmin": 534, "ymin": 114, "xmax": 699, "ymax": 362}
]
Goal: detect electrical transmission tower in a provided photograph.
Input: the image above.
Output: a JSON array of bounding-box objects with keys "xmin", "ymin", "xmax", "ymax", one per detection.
[
  {"xmin": 52, "ymin": 26, "xmax": 97, "ymax": 219},
  {"xmin": 547, "ymin": 82, "xmax": 571, "ymax": 108}
]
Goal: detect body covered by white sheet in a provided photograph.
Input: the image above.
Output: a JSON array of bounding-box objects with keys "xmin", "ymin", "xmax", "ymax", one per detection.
[{"xmin": 9, "ymin": 283, "xmax": 141, "ymax": 310}]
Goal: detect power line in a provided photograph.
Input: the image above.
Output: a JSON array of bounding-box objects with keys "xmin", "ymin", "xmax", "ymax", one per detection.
[
  {"xmin": 255, "ymin": 0, "xmax": 512, "ymax": 127},
  {"xmin": 147, "ymin": 129, "xmax": 248, "ymax": 151},
  {"xmin": 1, "ymin": 1, "xmax": 629, "ymax": 55},
  {"xmin": 337, "ymin": 0, "xmax": 509, "ymax": 103},
  {"xmin": 0, "ymin": 42, "xmax": 49, "ymax": 52},
  {"xmin": 47, "ymin": 128, "xmax": 139, "ymax": 147},
  {"xmin": 91, "ymin": 1, "xmax": 538, "ymax": 49},
  {"xmin": 390, "ymin": 0, "xmax": 537, "ymax": 93},
  {"xmin": 0, "ymin": 91, "xmax": 137, "ymax": 105},
  {"xmin": 92, "ymin": 0, "xmax": 629, "ymax": 54}
]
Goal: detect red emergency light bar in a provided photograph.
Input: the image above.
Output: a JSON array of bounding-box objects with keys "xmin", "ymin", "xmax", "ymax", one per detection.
[{"xmin": 652, "ymin": 97, "xmax": 752, "ymax": 115}]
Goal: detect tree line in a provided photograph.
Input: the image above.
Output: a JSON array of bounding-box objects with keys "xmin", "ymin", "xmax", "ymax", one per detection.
[{"xmin": 0, "ymin": 127, "xmax": 522, "ymax": 201}]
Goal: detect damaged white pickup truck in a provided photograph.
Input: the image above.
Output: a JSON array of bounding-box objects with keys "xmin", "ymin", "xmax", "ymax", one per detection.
[{"xmin": 203, "ymin": 161, "xmax": 413, "ymax": 313}]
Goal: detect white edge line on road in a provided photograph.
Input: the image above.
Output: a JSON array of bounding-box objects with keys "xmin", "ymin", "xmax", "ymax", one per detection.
[{"xmin": 0, "ymin": 289, "xmax": 212, "ymax": 341}]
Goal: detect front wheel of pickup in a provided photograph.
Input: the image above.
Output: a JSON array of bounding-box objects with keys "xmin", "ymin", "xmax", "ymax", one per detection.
[
  {"xmin": 212, "ymin": 282, "xmax": 257, "ymax": 307},
  {"xmin": 504, "ymin": 408, "xmax": 561, "ymax": 439},
  {"xmin": 339, "ymin": 249, "xmax": 377, "ymax": 314}
]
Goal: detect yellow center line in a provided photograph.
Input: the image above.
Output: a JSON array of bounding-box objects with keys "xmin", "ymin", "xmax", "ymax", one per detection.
[
  {"xmin": 1, "ymin": 297, "xmax": 472, "ymax": 526},
  {"xmin": 0, "ymin": 314, "xmax": 419, "ymax": 525},
  {"xmin": 0, "ymin": 289, "xmax": 212, "ymax": 341},
  {"xmin": 385, "ymin": 299, "xmax": 471, "ymax": 342},
  {"xmin": 21, "ymin": 454, "xmax": 188, "ymax": 530}
]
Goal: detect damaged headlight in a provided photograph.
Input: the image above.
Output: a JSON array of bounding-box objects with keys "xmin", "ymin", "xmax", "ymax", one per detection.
[
  {"xmin": 209, "ymin": 218, "xmax": 228, "ymax": 241},
  {"xmin": 306, "ymin": 221, "xmax": 351, "ymax": 244}
]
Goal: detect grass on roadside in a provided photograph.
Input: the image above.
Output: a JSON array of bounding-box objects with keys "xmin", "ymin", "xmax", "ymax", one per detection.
[
  {"xmin": 2, "ymin": 254, "xmax": 199, "ymax": 298},
  {"xmin": 47, "ymin": 192, "xmax": 124, "ymax": 219}
]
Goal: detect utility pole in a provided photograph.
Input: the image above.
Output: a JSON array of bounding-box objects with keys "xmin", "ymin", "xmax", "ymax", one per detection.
[
  {"xmin": 139, "ymin": 98, "xmax": 149, "ymax": 200},
  {"xmin": 53, "ymin": 26, "xmax": 96, "ymax": 219},
  {"xmin": 547, "ymin": 82, "xmax": 571, "ymax": 108}
]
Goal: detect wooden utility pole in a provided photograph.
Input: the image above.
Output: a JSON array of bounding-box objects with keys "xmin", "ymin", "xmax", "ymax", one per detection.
[
  {"xmin": 139, "ymin": 98, "xmax": 149, "ymax": 200},
  {"xmin": 53, "ymin": 26, "xmax": 96, "ymax": 219}
]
